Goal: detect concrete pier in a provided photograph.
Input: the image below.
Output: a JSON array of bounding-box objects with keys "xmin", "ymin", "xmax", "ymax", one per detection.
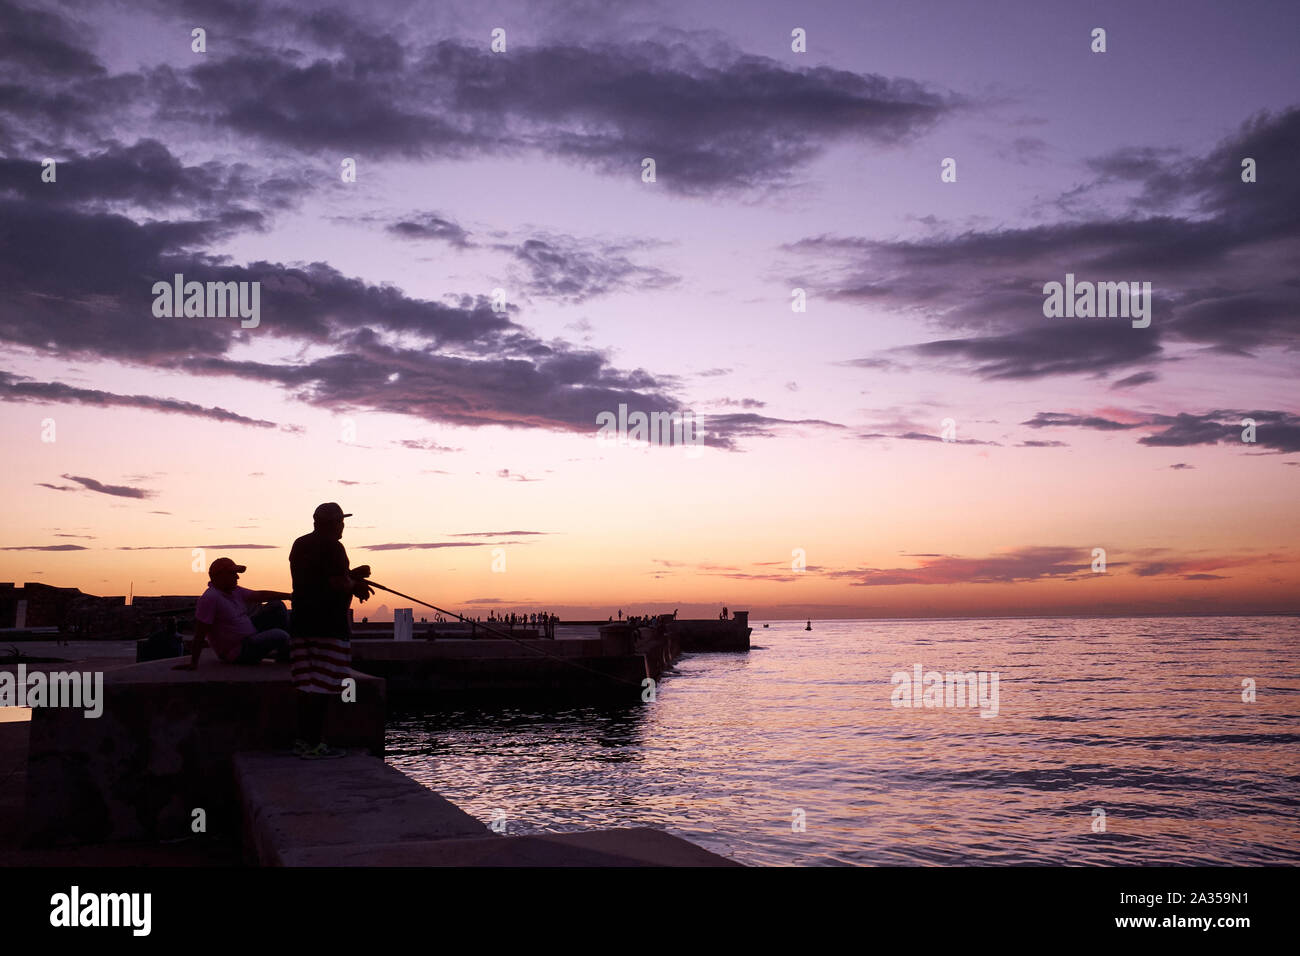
[
  {"xmin": 23, "ymin": 656, "xmax": 385, "ymax": 846},
  {"xmin": 236, "ymin": 751, "xmax": 738, "ymax": 867},
  {"xmin": 235, "ymin": 752, "xmax": 487, "ymax": 865},
  {"xmin": 672, "ymin": 611, "xmax": 752, "ymax": 651},
  {"xmin": 12, "ymin": 639, "xmax": 740, "ymax": 866},
  {"xmin": 351, "ymin": 636, "xmax": 650, "ymax": 699}
]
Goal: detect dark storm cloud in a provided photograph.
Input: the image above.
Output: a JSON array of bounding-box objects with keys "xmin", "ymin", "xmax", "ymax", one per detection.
[
  {"xmin": 0, "ymin": 139, "xmax": 304, "ymax": 213},
  {"xmin": 389, "ymin": 215, "xmax": 679, "ymax": 301},
  {"xmin": 804, "ymin": 107, "xmax": 1300, "ymax": 378},
  {"xmin": 1129, "ymin": 553, "xmax": 1272, "ymax": 578},
  {"xmin": 907, "ymin": 321, "xmax": 1164, "ymax": 381},
  {"xmin": 1091, "ymin": 107, "xmax": 1300, "ymax": 239},
  {"xmin": 0, "ymin": 182, "xmax": 719, "ymax": 442},
  {"xmin": 1138, "ymin": 414, "xmax": 1238, "ymax": 448},
  {"xmin": 0, "ymin": 135, "xmax": 698, "ymax": 445},
  {"xmin": 1140, "ymin": 410, "xmax": 1300, "ymax": 452},
  {"xmin": 179, "ymin": 336, "xmax": 685, "ymax": 436},
  {"xmin": 1082, "ymin": 145, "xmax": 1184, "ymax": 196},
  {"xmin": 59, "ymin": 474, "xmax": 155, "ymax": 499},
  {"xmin": 114, "ymin": 543, "xmax": 276, "ymax": 550},
  {"xmin": 1167, "ymin": 286, "xmax": 1300, "ymax": 355},
  {"xmin": 0, "ymin": 3, "xmax": 955, "ymax": 450},
  {"xmin": 705, "ymin": 570, "xmax": 804, "ymax": 583},
  {"xmin": 4, "ymin": 0, "xmax": 956, "ymax": 193},
  {"xmin": 360, "ymin": 541, "xmax": 493, "ymax": 551},
  {"xmin": 1134, "ymin": 563, "xmax": 1170, "ymax": 578},
  {"xmin": 387, "ymin": 213, "xmax": 473, "ymax": 248},
  {"xmin": 138, "ymin": 32, "xmax": 955, "ymax": 193},
  {"xmin": 0, "ymin": 544, "xmax": 88, "ymax": 551},
  {"xmin": 700, "ymin": 412, "xmax": 846, "ymax": 449},
  {"xmin": 0, "ymin": 0, "xmax": 104, "ymax": 78},
  {"xmin": 501, "ymin": 236, "xmax": 678, "ymax": 302},
  {"xmin": 0, "ymin": 370, "xmax": 278, "ymax": 427},
  {"xmin": 0, "ymin": 198, "xmax": 266, "ymax": 362},
  {"xmin": 1111, "ymin": 371, "xmax": 1158, "ymax": 389},
  {"xmin": 843, "ymin": 546, "xmax": 1097, "ymax": 587},
  {"xmin": 0, "ymin": 3, "xmax": 156, "ymax": 151},
  {"xmin": 450, "ymin": 531, "xmax": 550, "ymax": 537},
  {"xmin": 435, "ymin": 41, "xmax": 952, "ymax": 192},
  {"xmin": 395, "ymin": 439, "xmax": 463, "ymax": 453},
  {"xmin": 860, "ymin": 431, "xmax": 1000, "ymax": 446},
  {"xmin": 794, "ymin": 216, "xmax": 1233, "ymax": 306},
  {"xmin": 1022, "ymin": 409, "xmax": 1300, "ymax": 453},
  {"xmin": 1022, "ymin": 412, "xmax": 1140, "ymax": 431}
]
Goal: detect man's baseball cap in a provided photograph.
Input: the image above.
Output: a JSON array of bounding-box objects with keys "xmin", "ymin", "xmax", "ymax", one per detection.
[
  {"xmin": 313, "ymin": 502, "xmax": 353, "ymax": 521},
  {"xmin": 209, "ymin": 557, "xmax": 246, "ymax": 576}
]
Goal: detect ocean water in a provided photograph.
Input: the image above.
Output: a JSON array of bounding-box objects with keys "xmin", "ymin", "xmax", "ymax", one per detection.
[{"xmin": 385, "ymin": 617, "xmax": 1300, "ymax": 865}]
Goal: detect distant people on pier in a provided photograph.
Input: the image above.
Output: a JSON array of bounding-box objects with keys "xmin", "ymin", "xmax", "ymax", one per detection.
[
  {"xmin": 469, "ymin": 609, "xmax": 558, "ymax": 635},
  {"xmin": 720, "ymin": 606, "xmax": 729, "ymax": 620}
]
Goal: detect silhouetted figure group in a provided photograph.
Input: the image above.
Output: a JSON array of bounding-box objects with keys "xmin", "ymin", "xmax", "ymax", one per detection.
[{"xmin": 179, "ymin": 501, "xmax": 375, "ymax": 760}]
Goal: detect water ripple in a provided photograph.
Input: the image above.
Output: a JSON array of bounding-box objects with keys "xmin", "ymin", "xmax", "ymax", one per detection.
[{"xmin": 386, "ymin": 616, "xmax": 1300, "ymax": 865}]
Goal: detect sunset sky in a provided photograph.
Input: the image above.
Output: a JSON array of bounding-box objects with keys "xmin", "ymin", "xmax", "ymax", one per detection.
[{"xmin": 2, "ymin": 0, "xmax": 1298, "ymax": 619}]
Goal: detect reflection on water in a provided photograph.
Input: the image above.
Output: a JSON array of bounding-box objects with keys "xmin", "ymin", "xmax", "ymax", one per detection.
[{"xmin": 386, "ymin": 616, "xmax": 1300, "ymax": 865}]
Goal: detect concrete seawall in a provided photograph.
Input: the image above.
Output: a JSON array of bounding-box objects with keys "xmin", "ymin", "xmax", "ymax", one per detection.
[
  {"xmin": 17, "ymin": 648, "xmax": 739, "ymax": 865},
  {"xmin": 351, "ymin": 637, "xmax": 650, "ymax": 699},
  {"xmin": 23, "ymin": 656, "xmax": 385, "ymax": 847},
  {"xmin": 236, "ymin": 752, "xmax": 738, "ymax": 866}
]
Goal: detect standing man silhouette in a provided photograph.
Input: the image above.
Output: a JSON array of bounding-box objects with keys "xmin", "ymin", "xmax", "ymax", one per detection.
[{"xmin": 288, "ymin": 502, "xmax": 373, "ymax": 758}]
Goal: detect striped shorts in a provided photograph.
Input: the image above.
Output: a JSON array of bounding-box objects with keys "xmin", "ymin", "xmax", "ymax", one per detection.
[{"xmin": 289, "ymin": 636, "xmax": 352, "ymax": 695}]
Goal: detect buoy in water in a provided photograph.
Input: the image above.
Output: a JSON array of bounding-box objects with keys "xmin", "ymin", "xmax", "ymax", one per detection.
[{"xmin": 805, "ymin": 620, "xmax": 812, "ymax": 631}]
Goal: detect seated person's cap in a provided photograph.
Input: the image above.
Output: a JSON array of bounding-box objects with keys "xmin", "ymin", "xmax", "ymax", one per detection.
[
  {"xmin": 313, "ymin": 502, "xmax": 353, "ymax": 521},
  {"xmin": 209, "ymin": 556, "xmax": 247, "ymax": 575}
]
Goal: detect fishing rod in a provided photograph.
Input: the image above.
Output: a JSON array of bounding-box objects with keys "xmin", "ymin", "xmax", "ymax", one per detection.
[{"xmin": 359, "ymin": 578, "xmax": 644, "ymax": 688}]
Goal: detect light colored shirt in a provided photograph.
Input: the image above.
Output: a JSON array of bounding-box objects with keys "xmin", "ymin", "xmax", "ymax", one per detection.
[{"xmin": 194, "ymin": 585, "xmax": 257, "ymax": 662}]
